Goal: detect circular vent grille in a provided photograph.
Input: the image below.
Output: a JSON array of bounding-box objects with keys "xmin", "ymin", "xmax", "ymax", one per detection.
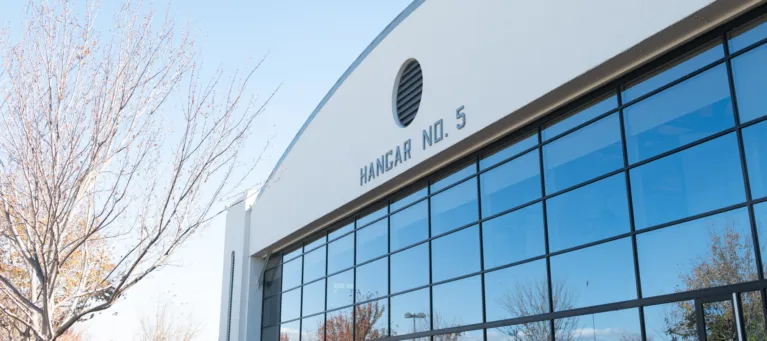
[{"xmin": 394, "ymin": 60, "xmax": 422, "ymax": 127}]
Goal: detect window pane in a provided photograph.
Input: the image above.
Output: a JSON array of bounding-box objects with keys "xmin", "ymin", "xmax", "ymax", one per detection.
[
  {"xmin": 263, "ymin": 325, "xmax": 279, "ymax": 341},
  {"xmin": 481, "ymin": 132, "xmax": 539, "ymax": 170},
  {"xmin": 326, "ymin": 308, "xmax": 353, "ymax": 341},
  {"xmin": 283, "ymin": 258, "xmax": 303, "ymax": 291},
  {"xmin": 644, "ymin": 301, "xmax": 697, "ymax": 341},
  {"xmin": 306, "ymin": 233, "xmax": 327, "ymax": 253},
  {"xmin": 432, "ymin": 164, "xmax": 477, "ymax": 192},
  {"xmin": 752, "ymin": 202, "xmax": 767, "ymax": 274},
  {"xmin": 550, "ymin": 238, "xmax": 636, "ymax": 309},
  {"xmin": 268, "ymin": 255, "xmax": 281, "ymax": 269},
  {"xmin": 356, "ymin": 219, "xmax": 387, "ymax": 264},
  {"xmin": 623, "ymin": 64, "xmax": 734, "ymax": 163},
  {"xmin": 488, "ymin": 323, "xmax": 551, "ymax": 341},
  {"xmin": 744, "ymin": 121, "xmax": 767, "ymax": 200},
  {"xmin": 623, "ymin": 43, "xmax": 724, "ymax": 103},
  {"xmin": 304, "ymin": 246, "xmax": 326, "ymax": 283},
  {"xmin": 630, "ymin": 133, "xmax": 745, "ymax": 229},
  {"xmin": 327, "ymin": 270, "xmax": 354, "ymax": 310},
  {"xmin": 265, "ymin": 267, "xmax": 282, "ymax": 297},
  {"xmin": 303, "ymin": 279, "xmax": 326, "ymax": 317},
  {"xmin": 480, "ymin": 150, "xmax": 541, "ymax": 217},
  {"xmin": 732, "ymin": 44, "xmax": 767, "ymax": 123},
  {"xmin": 637, "ymin": 207, "xmax": 756, "ymax": 297},
  {"xmin": 390, "ymin": 200, "xmax": 428, "ymax": 251},
  {"xmin": 432, "ymin": 225, "xmax": 481, "ymax": 282},
  {"xmin": 284, "ymin": 246, "xmax": 302, "ymax": 263},
  {"xmin": 391, "ymin": 244, "xmax": 429, "ymax": 294},
  {"xmin": 391, "ymin": 288, "xmax": 431, "ymax": 336},
  {"xmin": 264, "ymin": 295, "xmax": 281, "ymax": 326},
  {"xmin": 356, "ymin": 258, "xmax": 388, "ymax": 301},
  {"xmin": 484, "ymin": 259, "xmax": 548, "ymax": 322},
  {"xmin": 543, "ymin": 93, "xmax": 618, "ymax": 141},
  {"xmin": 729, "ymin": 15, "xmax": 767, "ymax": 52},
  {"xmin": 434, "ymin": 330, "xmax": 483, "ymax": 341},
  {"xmin": 483, "ymin": 203, "xmax": 545, "ymax": 269},
  {"xmin": 543, "ymin": 114, "xmax": 623, "ymax": 194},
  {"xmin": 555, "ymin": 308, "xmax": 641, "ymax": 341},
  {"xmin": 328, "ymin": 234, "xmax": 353, "ymax": 274},
  {"xmin": 742, "ymin": 291, "xmax": 767, "ymax": 341},
  {"xmin": 329, "ymin": 222, "xmax": 354, "ymax": 241},
  {"xmin": 391, "ymin": 187, "xmax": 428, "ymax": 212},
  {"xmin": 431, "ymin": 178, "xmax": 479, "ymax": 236},
  {"xmin": 547, "ymin": 174, "xmax": 630, "ymax": 252},
  {"xmin": 433, "ymin": 276, "xmax": 483, "ymax": 328},
  {"xmin": 358, "ymin": 206, "xmax": 387, "ymax": 228},
  {"xmin": 303, "ymin": 314, "xmax": 326, "ymax": 341},
  {"xmin": 355, "ymin": 299, "xmax": 388, "ymax": 340},
  {"xmin": 281, "ymin": 320, "xmax": 301, "ymax": 341},
  {"xmin": 282, "ymin": 288, "xmax": 301, "ymax": 322}
]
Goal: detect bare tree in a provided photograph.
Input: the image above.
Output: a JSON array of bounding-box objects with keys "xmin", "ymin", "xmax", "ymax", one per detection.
[
  {"xmin": 498, "ymin": 279, "xmax": 578, "ymax": 341},
  {"xmin": 136, "ymin": 301, "xmax": 199, "ymax": 341},
  {"xmin": 0, "ymin": 1, "xmax": 275, "ymax": 340}
]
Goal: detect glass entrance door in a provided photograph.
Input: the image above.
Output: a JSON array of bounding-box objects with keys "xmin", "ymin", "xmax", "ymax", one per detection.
[{"xmin": 694, "ymin": 291, "xmax": 767, "ymax": 341}]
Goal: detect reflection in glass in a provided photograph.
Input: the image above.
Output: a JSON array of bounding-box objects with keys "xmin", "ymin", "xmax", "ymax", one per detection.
[
  {"xmin": 703, "ymin": 300, "xmax": 737, "ymax": 341},
  {"xmin": 543, "ymin": 114, "xmax": 623, "ymax": 194},
  {"xmin": 742, "ymin": 291, "xmax": 767, "ymax": 341},
  {"xmin": 354, "ymin": 299, "xmax": 388, "ymax": 341},
  {"xmin": 431, "ymin": 178, "xmax": 479, "ymax": 236},
  {"xmin": 631, "ymin": 133, "xmax": 745, "ymax": 230},
  {"xmin": 547, "ymin": 174, "xmax": 630, "ymax": 252},
  {"xmin": 391, "ymin": 288, "xmax": 431, "ymax": 337},
  {"xmin": 328, "ymin": 234, "xmax": 354, "ymax": 274},
  {"xmin": 327, "ymin": 270, "xmax": 354, "ymax": 310},
  {"xmin": 644, "ymin": 301, "xmax": 696, "ymax": 341},
  {"xmin": 356, "ymin": 258, "xmax": 388, "ymax": 301},
  {"xmin": 390, "ymin": 200, "xmax": 428, "ymax": 251},
  {"xmin": 305, "ymin": 233, "xmax": 326, "ymax": 253},
  {"xmin": 432, "ymin": 164, "xmax": 476, "ymax": 192},
  {"xmin": 543, "ymin": 94, "xmax": 618, "ymax": 141},
  {"xmin": 742, "ymin": 121, "xmax": 767, "ymax": 200},
  {"xmin": 326, "ymin": 308, "xmax": 353, "ymax": 341},
  {"xmin": 304, "ymin": 246, "xmax": 326, "ymax": 283},
  {"xmin": 729, "ymin": 15, "xmax": 767, "ymax": 52},
  {"xmin": 637, "ymin": 208, "xmax": 756, "ymax": 297},
  {"xmin": 356, "ymin": 219, "xmax": 387, "ymax": 264},
  {"xmin": 488, "ymin": 323, "xmax": 551, "ymax": 341},
  {"xmin": 484, "ymin": 260, "xmax": 548, "ymax": 322},
  {"xmin": 550, "ymin": 238, "xmax": 636, "ymax": 309},
  {"xmin": 283, "ymin": 258, "xmax": 303, "ymax": 291},
  {"xmin": 481, "ymin": 132, "xmax": 539, "ymax": 170},
  {"xmin": 752, "ymin": 202, "xmax": 767, "ymax": 275},
  {"xmin": 733, "ymin": 44, "xmax": 767, "ymax": 124},
  {"xmin": 554, "ymin": 308, "xmax": 641, "ymax": 341},
  {"xmin": 268, "ymin": 255, "xmax": 281, "ymax": 269},
  {"xmin": 357, "ymin": 206, "xmax": 387, "ymax": 228},
  {"xmin": 623, "ymin": 64, "xmax": 734, "ymax": 163},
  {"xmin": 432, "ymin": 276, "xmax": 483, "ymax": 328},
  {"xmin": 281, "ymin": 320, "xmax": 301, "ymax": 341},
  {"xmin": 483, "ymin": 203, "xmax": 545, "ymax": 269},
  {"xmin": 329, "ymin": 222, "xmax": 354, "ymax": 241},
  {"xmin": 434, "ymin": 329, "xmax": 483, "ymax": 341},
  {"xmin": 302, "ymin": 313, "xmax": 326, "ymax": 341},
  {"xmin": 303, "ymin": 279, "xmax": 326, "ymax": 317},
  {"xmin": 391, "ymin": 187, "xmax": 428, "ymax": 212},
  {"xmin": 391, "ymin": 244, "xmax": 429, "ymax": 293},
  {"xmin": 623, "ymin": 43, "xmax": 724, "ymax": 103},
  {"xmin": 432, "ymin": 225, "xmax": 481, "ymax": 282},
  {"xmin": 264, "ymin": 267, "xmax": 282, "ymax": 297},
  {"xmin": 480, "ymin": 150, "xmax": 541, "ymax": 217},
  {"xmin": 263, "ymin": 295, "xmax": 280, "ymax": 326},
  {"xmin": 282, "ymin": 288, "xmax": 301, "ymax": 322},
  {"xmin": 284, "ymin": 247, "xmax": 302, "ymax": 263}
]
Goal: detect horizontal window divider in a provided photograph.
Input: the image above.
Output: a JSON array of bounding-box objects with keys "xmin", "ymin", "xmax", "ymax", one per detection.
[
  {"xmin": 388, "ymin": 195, "xmax": 428, "ymax": 217},
  {"xmin": 728, "ymin": 34, "xmax": 767, "ymax": 60},
  {"xmin": 543, "ymin": 168, "xmax": 624, "ymax": 199},
  {"xmin": 389, "ymin": 237, "xmax": 430, "ymax": 255},
  {"xmin": 327, "ymin": 228, "xmax": 355, "ymax": 244},
  {"xmin": 480, "ymin": 197, "xmax": 543, "ymax": 222},
  {"xmin": 427, "ymin": 173, "xmax": 478, "ymax": 198},
  {"xmin": 540, "ymin": 106, "xmax": 621, "ymax": 146},
  {"xmin": 388, "ymin": 283, "xmax": 433, "ymax": 298},
  {"xmin": 478, "ymin": 143, "xmax": 540, "ymax": 173},
  {"xmin": 355, "ymin": 213, "xmax": 389, "ymax": 231}
]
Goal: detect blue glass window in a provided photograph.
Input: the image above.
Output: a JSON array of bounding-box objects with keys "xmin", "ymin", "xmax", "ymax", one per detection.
[
  {"xmin": 355, "ymin": 299, "xmax": 388, "ymax": 340},
  {"xmin": 390, "ymin": 288, "xmax": 431, "ymax": 336},
  {"xmin": 543, "ymin": 114, "xmax": 623, "ymax": 194},
  {"xmin": 327, "ymin": 270, "xmax": 353, "ymax": 310},
  {"xmin": 281, "ymin": 320, "xmax": 300, "ymax": 341},
  {"xmin": 643, "ymin": 301, "xmax": 696, "ymax": 341},
  {"xmin": 301, "ymin": 314, "xmax": 325, "ymax": 341},
  {"xmin": 623, "ymin": 64, "xmax": 734, "ymax": 163},
  {"xmin": 480, "ymin": 132, "xmax": 539, "ymax": 170},
  {"xmin": 303, "ymin": 279, "xmax": 325, "ymax": 316},
  {"xmin": 281, "ymin": 288, "xmax": 301, "ymax": 322},
  {"xmin": 326, "ymin": 308, "xmax": 352, "ymax": 341},
  {"xmin": 328, "ymin": 234, "xmax": 353, "ymax": 274},
  {"xmin": 283, "ymin": 247, "xmax": 302, "ymax": 263},
  {"xmin": 488, "ymin": 323, "xmax": 550, "ymax": 341},
  {"xmin": 391, "ymin": 187, "xmax": 427, "ymax": 212},
  {"xmin": 430, "ymin": 178, "xmax": 479, "ymax": 236},
  {"xmin": 480, "ymin": 150, "xmax": 541, "ymax": 217},
  {"xmin": 623, "ymin": 43, "xmax": 724, "ymax": 103},
  {"xmin": 482, "ymin": 203, "xmax": 545, "ymax": 269},
  {"xmin": 743, "ymin": 121, "xmax": 767, "ymax": 200},
  {"xmin": 355, "ymin": 258, "xmax": 388, "ymax": 301},
  {"xmin": 357, "ymin": 206, "xmax": 387, "ymax": 228},
  {"xmin": 432, "ymin": 276, "xmax": 483, "ymax": 328},
  {"xmin": 305, "ymin": 233, "xmax": 326, "ymax": 252},
  {"xmin": 630, "ymin": 133, "xmax": 745, "ymax": 229},
  {"xmin": 733, "ymin": 44, "xmax": 767, "ymax": 123},
  {"xmin": 356, "ymin": 219, "xmax": 387, "ymax": 264},
  {"xmin": 555, "ymin": 308, "xmax": 641, "ymax": 341},
  {"xmin": 729, "ymin": 16, "xmax": 767, "ymax": 52},
  {"xmin": 543, "ymin": 94, "xmax": 618, "ymax": 141},
  {"xmin": 751, "ymin": 202, "xmax": 767, "ymax": 275},
  {"xmin": 550, "ymin": 238, "xmax": 636, "ymax": 309},
  {"xmin": 283, "ymin": 257, "xmax": 302, "ymax": 290},
  {"xmin": 390, "ymin": 200, "xmax": 428, "ymax": 251},
  {"xmin": 637, "ymin": 208, "xmax": 756, "ymax": 298},
  {"xmin": 329, "ymin": 222, "xmax": 353, "ymax": 241},
  {"xmin": 547, "ymin": 174, "xmax": 630, "ymax": 252},
  {"xmin": 304, "ymin": 246, "xmax": 326, "ymax": 283},
  {"xmin": 484, "ymin": 260, "xmax": 548, "ymax": 322},
  {"xmin": 432, "ymin": 164, "xmax": 476, "ymax": 192},
  {"xmin": 390, "ymin": 244, "xmax": 429, "ymax": 293},
  {"xmin": 432, "ymin": 225, "xmax": 481, "ymax": 282}
]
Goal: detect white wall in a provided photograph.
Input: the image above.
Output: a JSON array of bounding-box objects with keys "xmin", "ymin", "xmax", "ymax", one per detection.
[{"xmin": 248, "ymin": 0, "xmax": 761, "ymax": 256}]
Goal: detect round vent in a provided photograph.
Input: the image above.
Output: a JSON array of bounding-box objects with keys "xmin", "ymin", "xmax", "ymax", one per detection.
[{"xmin": 394, "ymin": 59, "xmax": 422, "ymax": 127}]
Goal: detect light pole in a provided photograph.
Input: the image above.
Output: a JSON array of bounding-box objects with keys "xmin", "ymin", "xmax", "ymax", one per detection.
[{"xmin": 404, "ymin": 312, "xmax": 427, "ymax": 335}]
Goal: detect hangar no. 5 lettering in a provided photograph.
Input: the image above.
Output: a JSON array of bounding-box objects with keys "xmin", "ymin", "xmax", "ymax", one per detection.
[{"xmin": 359, "ymin": 106, "xmax": 467, "ymax": 186}]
